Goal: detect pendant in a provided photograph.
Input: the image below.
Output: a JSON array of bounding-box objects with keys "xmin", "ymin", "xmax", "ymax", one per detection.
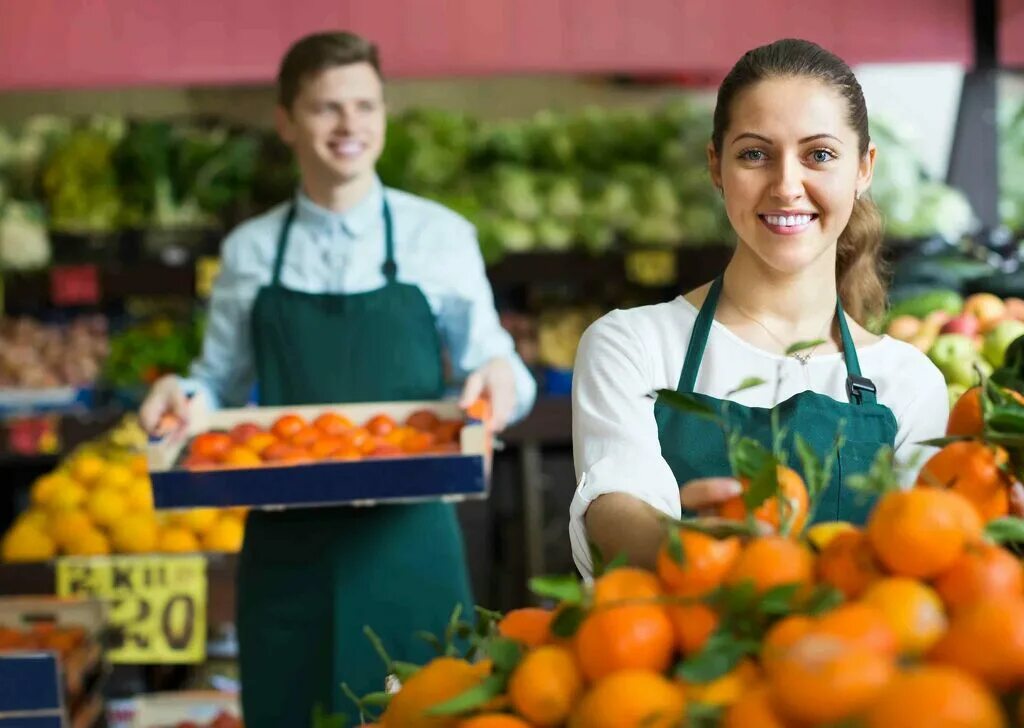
[{"xmin": 792, "ymin": 351, "xmax": 811, "ymax": 365}]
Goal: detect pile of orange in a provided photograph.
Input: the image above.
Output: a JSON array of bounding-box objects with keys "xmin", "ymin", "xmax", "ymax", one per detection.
[
  {"xmin": 358, "ymin": 422, "xmax": 1024, "ymax": 726},
  {"xmin": 182, "ymin": 409, "xmax": 465, "ymax": 470}
]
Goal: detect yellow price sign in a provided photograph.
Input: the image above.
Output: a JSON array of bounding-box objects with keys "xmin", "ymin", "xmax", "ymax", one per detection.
[
  {"xmin": 56, "ymin": 555, "xmax": 207, "ymax": 664},
  {"xmin": 195, "ymin": 256, "xmax": 222, "ymax": 300},
  {"xmin": 624, "ymin": 249, "xmax": 677, "ymax": 287}
]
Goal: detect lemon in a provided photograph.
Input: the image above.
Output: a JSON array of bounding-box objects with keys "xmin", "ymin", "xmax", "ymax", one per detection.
[
  {"xmin": 124, "ymin": 479, "xmax": 155, "ymax": 513},
  {"xmin": 64, "ymin": 528, "xmax": 110, "ymax": 556},
  {"xmin": 86, "ymin": 488, "xmax": 127, "ymax": 528},
  {"xmin": 202, "ymin": 517, "xmax": 245, "ymax": 553},
  {"xmin": 169, "ymin": 508, "xmax": 220, "ymax": 536},
  {"xmin": 110, "ymin": 514, "xmax": 158, "ymax": 554},
  {"xmin": 69, "ymin": 452, "xmax": 106, "ymax": 484},
  {"xmin": 98, "ymin": 462, "xmax": 134, "ymax": 491},
  {"xmin": 806, "ymin": 521, "xmax": 856, "ymax": 551},
  {"xmin": 46, "ymin": 480, "xmax": 88, "ymax": 513},
  {"xmin": 2, "ymin": 524, "xmax": 56, "ymax": 562},
  {"xmin": 48, "ymin": 511, "xmax": 93, "ymax": 550},
  {"xmin": 158, "ymin": 527, "xmax": 201, "ymax": 554}
]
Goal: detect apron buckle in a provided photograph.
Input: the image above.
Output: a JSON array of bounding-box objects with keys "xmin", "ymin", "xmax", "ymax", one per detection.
[{"xmin": 846, "ymin": 375, "xmax": 877, "ymax": 404}]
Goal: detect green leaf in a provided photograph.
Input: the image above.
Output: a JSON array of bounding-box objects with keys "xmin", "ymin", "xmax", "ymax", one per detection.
[
  {"xmin": 795, "ymin": 434, "xmax": 824, "ymax": 500},
  {"xmin": 985, "ymin": 517, "xmax": 1024, "ymax": 545},
  {"xmin": 845, "ymin": 446, "xmax": 898, "ymax": 496},
  {"xmin": 529, "ymin": 575, "xmax": 584, "ymax": 604},
  {"xmin": 417, "ymin": 631, "xmax": 446, "ymax": 656},
  {"xmin": 744, "ymin": 455, "xmax": 779, "ymax": 512},
  {"xmin": 800, "ymin": 584, "xmax": 846, "ymax": 616},
  {"xmin": 550, "ymin": 605, "xmax": 586, "ymax": 639},
  {"xmin": 488, "ymin": 637, "xmax": 524, "ymax": 673},
  {"xmin": 667, "ymin": 526, "xmax": 685, "ymax": 565},
  {"xmin": 733, "ymin": 437, "xmax": 772, "ymax": 479},
  {"xmin": 392, "ymin": 661, "xmax": 421, "ymax": 682},
  {"xmin": 786, "ymin": 339, "xmax": 826, "ymax": 356},
  {"xmin": 727, "ymin": 377, "xmax": 767, "ymax": 398},
  {"xmin": 758, "ymin": 584, "xmax": 800, "ymax": 615},
  {"xmin": 311, "ymin": 703, "xmax": 349, "ymax": 728},
  {"xmin": 589, "ymin": 540, "xmax": 607, "ymax": 577},
  {"xmin": 656, "ymin": 389, "xmax": 722, "ymax": 423},
  {"xmin": 359, "ymin": 692, "xmax": 393, "ymax": 708},
  {"xmin": 426, "ymin": 674, "xmax": 507, "ymax": 716},
  {"xmin": 917, "ymin": 436, "xmax": 976, "ymax": 448},
  {"xmin": 606, "ymin": 552, "xmax": 630, "ymax": 572},
  {"xmin": 707, "ymin": 582, "xmax": 758, "ymax": 618},
  {"xmin": 675, "ymin": 632, "xmax": 758, "ymax": 683}
]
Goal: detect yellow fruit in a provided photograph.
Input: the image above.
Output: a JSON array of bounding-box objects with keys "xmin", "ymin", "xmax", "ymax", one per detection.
[
  {"xmin": 202, "ymin": 517, "xmax": 244, "ymax": 553},
  {"xmin": 2, "ymin": 525, "xmax": 56, "ymax": 562},
  {"xmin": 124, "ymin": 479, "xmax": 154, "ymax": 513},
  {"xmin": 169, "ymin": 508, "xmax": 220, "ymax": 535},
  {"xmin": 129, "ymin": 454, "xmax": 149, "ymax": 476},
  {"xmin": 69, "ymin": 453, "xmax": 106, "ymax": 484},
  {"xmin": 861, "ymin": 578, "xmax": 948, "ymax": 656},
  {"xmin": 86, "ymin": 488, "xmax": 128, "ymax": 528},
  {"xmin": 47, "ymin": 511, "xmax": 93, "ymax": 550},
  {"xmin": 64, "ymin": 528, "xmax": 110, "ymax": 556},
  {"xmin": 680, "ymin": 660, "xmax": 761, "ymax": 707},
  {"xmin": 158, "ymin": 527, "xmax": 201, "ymax": 553},
  {"xmin": 31, "ymin": 472, "xmax": 75, "ymax": 507},
  {"xmin": 45, "ymin": 480, "xmax": 88, "ymax": 513},
  {"xmin": 16, "ymin": 509, "xmax": 49, "ymax": 531},
  {"xmin": 99, "ymin": 463, "xmax": 134, "ymax": 491},
  {"xmin": 226, "ymin": 507, "xmax": 250, "ymax": 521},
  {"xmin": 110, "ymin": 514, "xmax": 158, "ymax": 554},
  {"xmin": 806, "ymin": 521, "xmax": 856, "ymax": 550}
]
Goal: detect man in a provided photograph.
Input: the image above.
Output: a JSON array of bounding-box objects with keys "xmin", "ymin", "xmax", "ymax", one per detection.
[{"xmin": 140, "ymin": 31, "xmax": 535, "ymax": 725}]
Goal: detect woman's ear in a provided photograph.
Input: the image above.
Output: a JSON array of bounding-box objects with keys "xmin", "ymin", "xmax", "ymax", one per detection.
[
  {"xmin": 857, "ymin": 142, "xmax": 877, "ymax": 197},
  {"xmin": 707, "ymin": 142, "xmax": 723, "ymax": 193}
]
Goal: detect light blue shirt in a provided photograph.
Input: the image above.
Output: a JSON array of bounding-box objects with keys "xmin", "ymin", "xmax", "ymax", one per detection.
[{"xmin": 183, "ymin": 177, "xmax": 537, "ymax": 423}]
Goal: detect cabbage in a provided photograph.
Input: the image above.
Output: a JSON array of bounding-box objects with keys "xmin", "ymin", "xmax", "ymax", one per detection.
[
  {"xmin": 0, "ymin": 201, "xmax": 51, "ymax": 271},
  {"xmin": 535, "ymin": 217, "xmax": 574, "ymax": 251},
  {"xmin": 545, "ymin": 176, "xmax": 584, "ymax": 220}
]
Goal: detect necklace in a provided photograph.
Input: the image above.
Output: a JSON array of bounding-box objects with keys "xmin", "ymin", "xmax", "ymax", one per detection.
[{"xmin": 721, "ymin": 290, "xmax": 835, "ymax": 365}]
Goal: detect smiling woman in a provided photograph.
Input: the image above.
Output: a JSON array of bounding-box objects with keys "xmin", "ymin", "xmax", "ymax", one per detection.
[{"xmin": 570, "ymin": 39, "xmax": 948, "ymax": 578}]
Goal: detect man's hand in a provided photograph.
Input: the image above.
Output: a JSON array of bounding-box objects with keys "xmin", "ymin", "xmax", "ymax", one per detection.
[
  {"xmin": 140, "ymin": 375, "xmax": 190, "ymax": 437},
  {"xmin": 459, "ymin": 357, "xmax": 517, "ymax": 432}
]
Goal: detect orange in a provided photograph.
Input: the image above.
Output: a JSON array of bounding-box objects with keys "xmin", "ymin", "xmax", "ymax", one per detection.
[
  {"xmin": 767, "ymin": 633, "xmax": 894, "ymax": 725},
  {"xmin": 679, "ymin": 658, "xmax": 760, "ymax": 707},
  {"xmin": 815, "ymin": 528, "xmax": 883, "ymax": 599},
  {"xmin": 574, "ymin": 604, "xmax": 675, "ymax": 681},
  {"xmin": 815, "ymin": 602, "xmax": 898, "ymax": 658},
  {"xmin": 722, "ymin": 684, "xmax": 787, "ymax": 728},
  {"xmin": 497, "ymin": 608, "xmax": 554, "ymax": 648},
  {"xmin": 929, "ymin": 597, "xmax": 1024, "ymax": 691},
  {"xmin": 289, "ymin": 425, "xmax": 322, "ymax": 449},
  {"xmin": 403, "ymin": 431, "xmax": 437, "ymax": 454},
  {"xmin": 314, "ymin": 412, "xmax": 353, "ymax": 436},
  {"xmin": 262, "ymin": 442, "xmax": 309, "ymax": 464},
  {"xmin": 189, "ymin": 432, "xmax": 234, "ymax": 460},
  {"xmin": 761, "ymin": 614, "xmax": 815, "ymax": 669},
  {"xmin": 344, "ymin": 426, "xmax": 373, "ymax": 452},
  {"xmin": 407, "ymin": 409, "xmax": 441, "ymax": 432},
  {"xmin": 934, "ymin": 541, "xmax": 1024, "ymax": 613},
  {"xmin": 947, "ymin": 386, "xmax": 984, "ymax": 437},
  {"xmin": 865, "ymin": 665, "xmax": 1005, "ymax": 728},
  {"xmin": 365, "ymin": 413, "xmax": 397, "ymax": 437},
  {"xmin": 309, "ymin": 437, "xmax": 346, "ymax": 460},
  {"xmin": 243, "ymin": 432, "xmax": 277, "ymax": 455},
  {"xmin": 221, "ymin": 446, "xmax": 262, "ymax": 467},
  {"xmin": 380, "ymin": 656, "xmax": 486, "ymax": 728},
  {"xmin": 270, "ymin": 413, "xmax": 306, "ymax": 440},
  {"xmin": 916, "ymin": 442, "xmax": 1012, "ymax": 521},
  {"xmin": 508, "ymin": 645, "xmax": 583, "ymax": 726},
  {"xmin": 656, "ymin": 530, "xmax": 740, "ymax": 597},
  {"xmin": 370, "ymin": 442, "xmax": 404, "ymax": 458},
  {"xmin": 330, "ymin": 445, "xmax": 363, "ymax": 461},
  {"xmin": 725, "ymin": 536, "xmax": 814, "ymax": 594},
  {"xmin": 718, "ymin": 465, "xmax": 809, "ymax": 533},
  {"xmin": 861, "ymin": 578, "xmax": 948, "ymax": 656},
  {"xmin": 434, "ymin": 420, "xmax": 464, "ymax": 444},
  {"xmin": 228, "ymin": 422, "xmax": 263, "ymax": 444},
  {"xmin": 465, "ymin": 398, "xmax": 491, "ymax": 422},
  {"xmin": 568, "ymin": 670, "xmax": 686, "ymax": 728},
  {"xmin": 456, "ymin": 717, "xmax": 531, "ymax": 728},
  {"xmin": 667, "ymin": 603, "xmax": 718, "ymax": 655},
  {"xmin": 593, "ymin": 566, "xmax": 663, "ymax": 605},
  {"xmin": 866, "ymin": 488, "xmax": 982, "ymax": 578}
]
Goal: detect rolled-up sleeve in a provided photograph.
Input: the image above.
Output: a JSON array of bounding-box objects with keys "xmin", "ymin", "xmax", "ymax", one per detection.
[{"xmin": 569, "ymin": 311, "xmax": 681, "ymax": 577}]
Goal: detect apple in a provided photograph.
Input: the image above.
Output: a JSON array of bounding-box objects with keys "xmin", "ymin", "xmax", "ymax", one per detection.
[
  {"xmin": 982, "ymin": 319, "xmax": 1024, "ymax": 368},
  {"xmin": 1004, "ymin": 297, "xmax": 1024, "ymax": 322},
  {"xmin": 923, "ymin": 310, "xmax": 954, "ymax": 330},
  {"xmin": 964, "ymin": 293, "xmax": 1006, "ymax": 326},
  {"xmin": 886, "ymin": 315, "xmax": 922, "ymax": 341},
  {"xmin": 940, "ymin": 313, "xmax": 980, "ymax": 337},
  {"xmin": 947, "ymin": 383, "xmax": 968, "ymax": 410},
  {"xmin": 928, "ymin": 334, "xmax": 984, "ymax": 387}
]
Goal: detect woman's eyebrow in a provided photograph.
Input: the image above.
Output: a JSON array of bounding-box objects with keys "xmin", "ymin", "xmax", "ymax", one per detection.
[{"xmin": 730, "ymin": 132, "xmax": 843, "ymax": 145}]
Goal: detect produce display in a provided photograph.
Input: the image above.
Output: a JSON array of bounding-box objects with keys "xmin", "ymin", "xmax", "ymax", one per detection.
[
  {"xmin": 884, "ymin": 290, "xmax": 1024, "ymax": 403},
  {"xmin": 179, "ymin": 408, "xmax": 468, "ymax": 470},
  {"xmin": 0, "ymin": 622, "xmax": 87, "ymax": 657},
  {"xmin": 1001, "ymin": 96, "xmax": 1024, "ymax": 234},
  {"xmin": 341, "ymin": 382, "xmax": 1024, "ymax": 728},
  {"xmin": 103, "ymin": 315, "xmax": 205, "ymax": 392},
  {"xmin": 0, "ymin": 415, "xmax": 247, "ymax": 562},
  {"xmin": 0, "ymin": 315, "xmax": 108, "ymax": 389}
]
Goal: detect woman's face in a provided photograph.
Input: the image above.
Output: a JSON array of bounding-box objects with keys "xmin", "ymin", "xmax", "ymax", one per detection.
[{"xmin": 709, "ymin": 75, "xmax": 875, "ymax": 276}]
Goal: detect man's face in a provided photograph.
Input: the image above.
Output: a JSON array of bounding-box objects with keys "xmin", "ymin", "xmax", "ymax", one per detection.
[{"xmin": 275, "ymin": 62, "xmax": 386, "ymax": 188}]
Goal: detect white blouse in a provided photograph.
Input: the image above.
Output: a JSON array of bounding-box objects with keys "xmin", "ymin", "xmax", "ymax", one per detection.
[{"xmin": 569, "ymin": 296, "xmax": 949, "ymax": 578}]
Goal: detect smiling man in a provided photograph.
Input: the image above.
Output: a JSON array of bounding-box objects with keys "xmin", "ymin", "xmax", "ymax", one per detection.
[{"xmin": 139, "ymin": 31, "xmax": 536, "ymax": 725}]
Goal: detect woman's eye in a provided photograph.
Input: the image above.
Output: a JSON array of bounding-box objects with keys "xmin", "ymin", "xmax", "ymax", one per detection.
[
  {"xmin": 811, "ymin": 149, "xmax": 836, "ymax": 163},
  {"xmin": 740, "ymin": 149, "xmax": 765, "ymax": 162}
]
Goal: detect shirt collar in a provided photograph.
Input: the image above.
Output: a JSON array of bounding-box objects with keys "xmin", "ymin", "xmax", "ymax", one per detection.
[{"xmin": 294, "ymin": 176, "xmax": 384, "ymax": 239}]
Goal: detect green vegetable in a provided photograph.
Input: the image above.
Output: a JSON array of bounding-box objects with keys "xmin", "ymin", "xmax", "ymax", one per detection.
[{"xmin": 886, "ymin": 289, "xmax": 964, "ymax": 320}]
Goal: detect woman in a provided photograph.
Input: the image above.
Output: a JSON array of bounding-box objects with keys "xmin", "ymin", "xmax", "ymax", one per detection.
[{"xmin": 570, "ymin": 39, "xmax": 948, "ymax": 577}]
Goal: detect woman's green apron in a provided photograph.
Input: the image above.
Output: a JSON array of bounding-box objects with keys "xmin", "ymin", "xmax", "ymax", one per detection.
[
  {"xmin": 237, "ymin": 199, "xmax": 474, "ymax": 725},
  {"xmin": 655, "ymin": 276, "xmax": 898, "ymax": 524}
]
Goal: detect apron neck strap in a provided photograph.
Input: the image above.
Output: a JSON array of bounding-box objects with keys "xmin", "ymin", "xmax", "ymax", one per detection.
[
  {"xmin": 270, "ymin": 203, "xmax": 298, "ymax": 287},
  {"xmin": 678, "ymin": 276, "xmax": 877, "ymax": 405},
  {"xmin": 381, "ymin": 196, "xmax": 397, "ymax": 281}
]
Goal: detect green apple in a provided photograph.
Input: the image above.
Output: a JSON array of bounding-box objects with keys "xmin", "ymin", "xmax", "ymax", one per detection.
[
  {"xmin": 982, "ymin": 320, "xmax": 1024, "ymax": 368},
  {"xmin": 929, "ymin": 334, "xmax": 983, "ymax": 387}
]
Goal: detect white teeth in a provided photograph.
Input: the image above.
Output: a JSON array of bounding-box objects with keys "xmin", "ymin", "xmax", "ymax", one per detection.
[{"xmin": 764, "ymin": 214, "xmax": 813, "ymax": 227}]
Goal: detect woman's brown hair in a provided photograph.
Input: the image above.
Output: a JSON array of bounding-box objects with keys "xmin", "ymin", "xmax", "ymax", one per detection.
[{"xmin": 711, "ymin": 38, "xmax": 885, "ymax": 323}]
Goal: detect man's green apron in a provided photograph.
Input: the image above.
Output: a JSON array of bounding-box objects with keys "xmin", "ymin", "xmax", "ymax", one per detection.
[
  {"xmin": 655, "ymin": 276, "xmax": 898, "ymax": 524},
  {"xmin": 237, "ymin": 199, "xmax": 474, "ymax": 725}
]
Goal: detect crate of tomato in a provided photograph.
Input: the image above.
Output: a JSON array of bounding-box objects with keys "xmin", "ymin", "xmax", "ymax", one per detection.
[{"xmin": 146, "ymin": 398, "xmax": 491, "ymax": 511}]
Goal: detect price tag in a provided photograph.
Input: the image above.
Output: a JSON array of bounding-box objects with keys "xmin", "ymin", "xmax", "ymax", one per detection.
[
  {"xmin": 56, "ymin": 555, "xmax": 207, "ymax": 664},
  {"xmin": 50, "ymin": 265, "xmax": 101, "ymax": 306},
  {"xmin": 195, "ymin": 256, "xmax": 221, "ymax": 300},
  {"xmin": 624, "ymin": 249, "xmax": 677, "ymax": 287}
]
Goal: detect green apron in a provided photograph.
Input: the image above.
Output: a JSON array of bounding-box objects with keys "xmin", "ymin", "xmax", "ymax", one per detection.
[
  {"xmin": 655, "ymin": 276, "xmax": 898, "ymax": 524},
  {"xmin": 237, "ymin": 199, "xmax": 474, "ymax": 726}
]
